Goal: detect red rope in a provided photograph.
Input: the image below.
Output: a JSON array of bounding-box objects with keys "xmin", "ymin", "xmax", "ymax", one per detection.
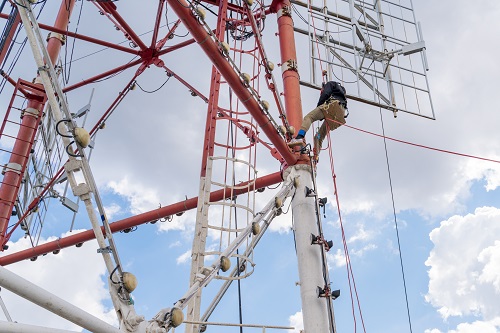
[
  {"xmin": 325, "ymin": 128, "xmax": 367, "ymax": 333},
  {"xmin": 323, "ymin": 116, "xmax": 500, "ymax": 164}
]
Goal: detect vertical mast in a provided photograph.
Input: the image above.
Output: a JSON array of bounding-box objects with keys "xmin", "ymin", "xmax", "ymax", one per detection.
[{"xmin": 275, "ymin": 0, "xmax": 334, "ymax": 331}]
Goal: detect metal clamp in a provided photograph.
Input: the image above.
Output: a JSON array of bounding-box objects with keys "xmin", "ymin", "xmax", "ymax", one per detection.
[
  {"xmin": 281, "ymin": 59, "xmax": 298, "ymax": 73},
  {"xmin": 46, "ymin": 32, "xmax": 67, "ymax": 45},
  {"xmin": 277, "ymin": 5, "xmax": 292, "ymax": 19},
  {"xmin": 97, "ymin": 246, "xmax": 113, "ymax": 254},
  {"xmin": 1, "ymin": 163, "xmax": 22, "ymax": 175}
]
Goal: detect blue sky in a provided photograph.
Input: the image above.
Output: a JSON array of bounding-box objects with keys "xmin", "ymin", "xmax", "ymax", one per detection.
[{"xmin": 0, "ymin": 0, "xmax": 500, "ymax": 333}]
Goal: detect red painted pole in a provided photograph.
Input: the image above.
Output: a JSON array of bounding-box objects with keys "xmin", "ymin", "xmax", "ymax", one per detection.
[
  {"xmin": 166, "ymin": 0, "xmax": 297, "ymax": 166},
  {"xmin": 0, "ymin": 0, "xmax": 76, "ymax": 247},
  {"xmin": 0, "ymin": 172, "xmax": 282, "ymax": 265},
  {"xmin": 275, "ymin": 0, "xmax": 303, "ymax": 130}
]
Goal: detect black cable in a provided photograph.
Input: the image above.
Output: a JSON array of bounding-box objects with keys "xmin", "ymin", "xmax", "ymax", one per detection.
[
  {"xmin": 228, "ymin": 95, "xmax": 244, "ymax": 333},
  {"xmin": 63, "ymin": 0, "xmax": 83, "ymax": 84},
  {"xmin": 281, "ymin": 197, "xmax": 292, "ymax": 214},
  {"xmin": 266, "ymin": 182, "xmax": 282, "ymax": 190},
  {"xmin": 135, "ymin": 76, "xmax": 170, "ymax": 93},
  {"xmin": 378, "ymin": 97, "xmax": 413, "ymax": 333}
]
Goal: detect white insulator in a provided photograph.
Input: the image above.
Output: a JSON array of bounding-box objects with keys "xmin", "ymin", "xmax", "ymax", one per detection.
[
  {"xmin": 74, "ymin": 127, "xmax": 90, "ymax": 148},
  {"xmin": 261, "ymin": 100, "xmax": 270, "ymax": 111},
  {"xmin": 242, "ymin": 73, "xmax": 251, "ymax": 85},
  {"xmin": 275, "ymin": 196, "xmax": 283, "ymax": 208},
  {"xmin": 122, "ymin": 272, "xmax": 138, "ymax": 293},
  {"xmin": 220, "ymin": 256, "xmax": 231, "ymax": 272},
  {"xmin": 288, "ymin": 126, "xmax": 296, "ymax": 136},
  {"xmin": 276, "ymin": 207, "xmax": 283, "ymax": 216},
  {"xmin": 171, "ymin": 308, "xmax": 184, "ymax": 327},
  {"xmin": 252, "ymin": 222, "xmax": 261, "ymax": 235},
  {"xmin": 244, "ymin": 0, "xmax": 254, "ymax": 6},
  {"xmin": 220, "ymin": 41, "xmax": 230, "ymax": 55},
  {"xmin": 278, "ymin": 125, "xmax": 286, "ymax": 135},
  {"xmin": 195, "ymin": 6, "xmax": 206, "ymax": 20},
  {"xmin": 266, "ymin": 61, "xmax": 275, "ymax": 72}
]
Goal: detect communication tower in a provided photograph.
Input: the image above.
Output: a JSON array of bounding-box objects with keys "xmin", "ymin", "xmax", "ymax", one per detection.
[{"xmin": 0, "ymin": 0, "xmax": 431, "ymax": 332}]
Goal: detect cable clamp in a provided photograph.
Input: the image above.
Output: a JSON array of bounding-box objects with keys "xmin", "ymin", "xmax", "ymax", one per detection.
[
  {"xmin": 281, "ymin": 59, "xmax": 298, "ymax": 74},
  {"xmin": 21, "ymin": 107, "xmax": 39, "ymax": 118},
  {"xmin": 46, "ymin": 32, "xmax": 66, "ymax": 45},
  {"xmin": 97, "ymin": 246, "xmax": 113, "ymax": 254},
  {"xmin": 277, "ymin": 5, "xmax": 292, "ymax": 19},
  {"xmin": 1, "ymin": 163, "xmax": 22, "ymax": 175}
]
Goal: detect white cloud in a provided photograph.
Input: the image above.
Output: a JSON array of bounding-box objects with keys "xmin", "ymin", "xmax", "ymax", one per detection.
[
  {"xmin": 104, "ymin": 202, "xmax": 122, "ymax": 220},
  {"xmin": 176, "ymin": 249, "xmax": 191, "ymax": 265},
  {"xmin": 425, "ymin": 207, "xmax": 500, "ymax": 320},
  {"xmin": 426, "ymin": 318, "xmax": 500, "ymax": 333},
  {"xmin": 106, "ymin": 177, "xmax": 160, "ymax": 215},
  {"xmin": 169, "ymin": 240, "xmax": 182, "ymax": 248},
  {"xmin": 448, "ymin": 318, "xmax": 500, "ymax": 333},
  {"xmin": 347, "ymin": 223, "xmax": 376, "ymax": 243},
  {"xmin": 0, "ymin": 232, "xmax": 117, "ymax": 331},
  {"xmin": 288, "ymin": 310, "xmax": 304, "ymax": 333},
  {"xmin": 326, "ymin": 248, "xmax": 345, "ymax": 269},
  {"xmin": 477, "ymin": 241, "xmax": 500, "ymax": 292}
]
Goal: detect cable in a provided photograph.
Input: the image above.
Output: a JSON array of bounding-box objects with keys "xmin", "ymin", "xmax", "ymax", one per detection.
[
  {"xmin": 378, "ymin": 108, "xmax": 413, "ymax": 333},
  {"xmin": 63, "ymin": 0, "xmax": 83, "ymax": 84},
  {"xmin": 135, "ymin": 76, "xmax": 170, "ymax": 93},
  {"xmin": 327, "ymin": 118, "xmax": 500, "ymax": 164}
]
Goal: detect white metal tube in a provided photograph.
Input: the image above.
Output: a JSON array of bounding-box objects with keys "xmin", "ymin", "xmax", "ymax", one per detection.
[
  {"xmin": 0, "ymin": 266, "xmax": 121, "ymax": 333},
  {"xmin": 286, "ymin": 165, "xmax": 331, "ymax": 332},
  {"xmin": 0, "ymin": 321, "xmax": 81, "ymax": 333},
  {"xmin": 0, "ymin": 293, "xmax": 12, "ymax": 322}
]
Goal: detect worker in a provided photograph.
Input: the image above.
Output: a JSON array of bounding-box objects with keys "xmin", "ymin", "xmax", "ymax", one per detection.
[{"xmin": 288, "ymin": 80, "xmax": 348, "ymax": 159}]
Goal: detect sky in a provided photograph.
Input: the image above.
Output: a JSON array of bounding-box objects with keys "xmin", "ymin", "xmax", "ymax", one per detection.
[{"xmin": 0, "ymin": 0, "xmax": 500, "ymax": 333}]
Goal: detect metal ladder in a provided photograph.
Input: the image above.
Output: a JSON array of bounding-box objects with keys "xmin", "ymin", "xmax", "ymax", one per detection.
[{"xmin": 15, "ymin": 0, "xmax": 143, "ymax": 329}]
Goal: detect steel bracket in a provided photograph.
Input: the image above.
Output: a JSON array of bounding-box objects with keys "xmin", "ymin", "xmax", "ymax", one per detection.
[
  {"xmin": 97, "ymin": 246, "xmax": 113, "ymax": 254},
  {"xmin": 277, "ymin": 5, "xmax": 292, "ymax": 19},
  {"xmin": 281, "ymin": 59, "xmax": 298, "ymax": 73}
]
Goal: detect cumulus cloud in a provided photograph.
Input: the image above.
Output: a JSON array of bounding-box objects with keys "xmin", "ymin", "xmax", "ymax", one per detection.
[
  {"xmin": 106, "ymin": 178, "xmax": 160, "ymax": 215},
  {"xmin": 288, "ymin": 310, "xmax": 304, "ymax": 333},
  {"xmin": 176, "ymin": 249, "xmax": 191, "ymax": 265},
  {"xmin": 326, "ymin": 248, "xmax": 345, "ymax": 269},
  {"xmin": 104, "ymin": 202, "xmax": 122, "ymax": 220},
  {"xmin": 0, "ymin": 232, "xmax": 117, "ymax": 331},
  {"xmin": 426, "ymin": 318, "xmax": 500, "ymax": 333},
  {"xmin": 448, "ymin": 318, "xmax": 500, "ymax": 333},
  {"xmin": 426, "ymin": 207, "xmax": 500, "ymax": 321}
]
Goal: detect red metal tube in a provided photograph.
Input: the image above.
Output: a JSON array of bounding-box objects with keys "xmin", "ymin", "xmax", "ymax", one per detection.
[
  {"xmin": 0, "ymin": 172, "xmax": 282, "ymax": 265},
  {"xmin": 166, "ymin": 0, "xmax": 297, "ymax": 166},
  {"xmin": 99, "ymin": 2, "xmax": 148, "ymax": 51},
  {"xmin": 38, "ymin": 22, "xmax": 138, "ymax": 55},
  {"xmin": 62, "ymin": 58, "xmax": 143, "ymax": 93},
  {"xmin": 275, "ymin": 0, "xmax": 303, "ymax": 130}
]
